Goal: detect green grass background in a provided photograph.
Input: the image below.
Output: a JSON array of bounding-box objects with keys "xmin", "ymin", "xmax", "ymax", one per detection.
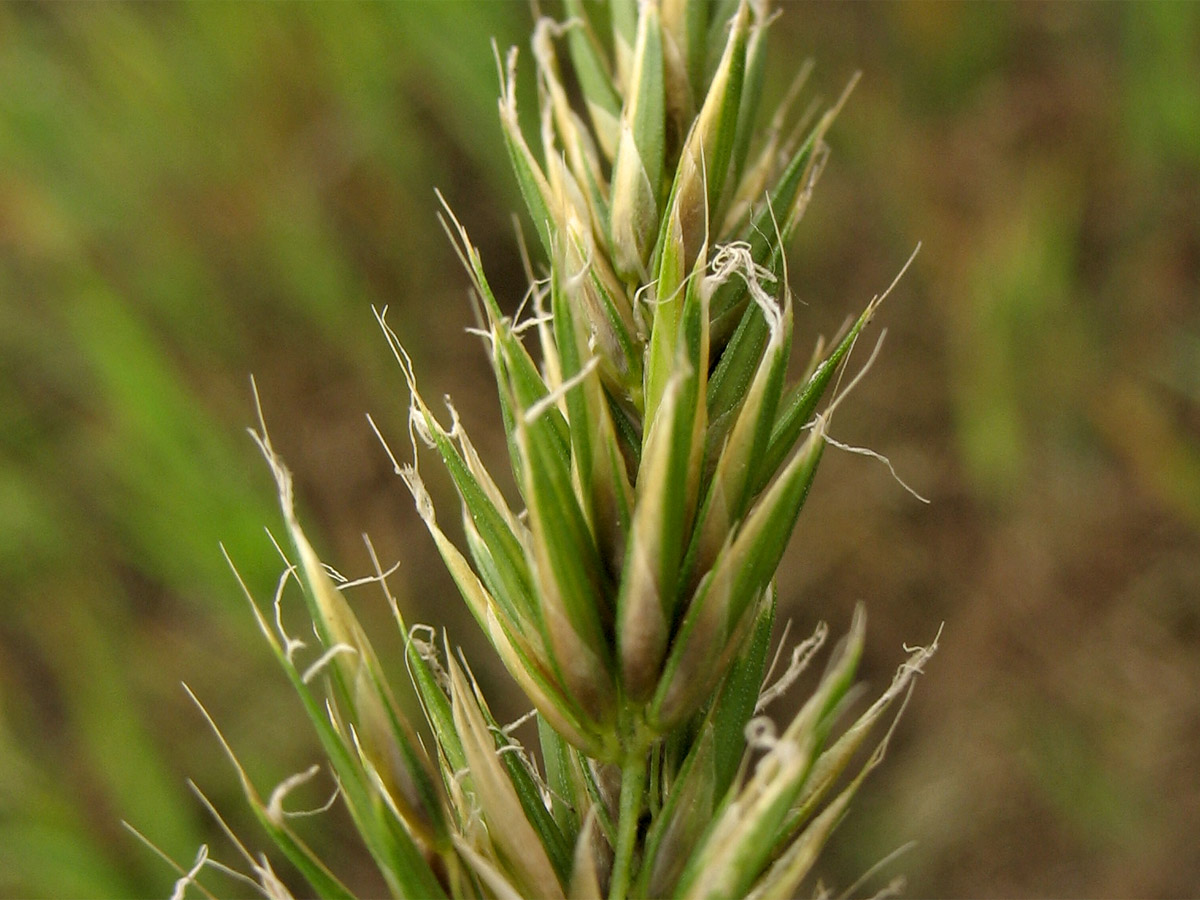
[{"xmin": 1, "ymin": 3, "xmax": 1197, "ymax": 897}]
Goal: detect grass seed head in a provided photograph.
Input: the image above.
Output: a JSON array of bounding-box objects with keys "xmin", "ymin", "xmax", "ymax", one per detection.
[
  {"xmin": 416, "ymin": 0, "xmax": 894, "ymax": 756},
  {"xmin": 206, "ymin": 3, "xmax": 933, "ymax": 899}
]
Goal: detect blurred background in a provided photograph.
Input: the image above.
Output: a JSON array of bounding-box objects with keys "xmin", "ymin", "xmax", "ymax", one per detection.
[{"xmin": 1, "ymin": 3, "xmax": 1197, "ymax": 897}]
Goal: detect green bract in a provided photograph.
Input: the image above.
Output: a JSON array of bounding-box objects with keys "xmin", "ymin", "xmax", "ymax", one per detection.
[{"xmin": 182, "ymin": 3, "xmax": 935, "ymax": 898}]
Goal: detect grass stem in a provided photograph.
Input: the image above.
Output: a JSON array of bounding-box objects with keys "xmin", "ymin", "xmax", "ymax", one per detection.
[{"xmin": 607, "ymin": 752, "xmax": 646, "ymax": 900}]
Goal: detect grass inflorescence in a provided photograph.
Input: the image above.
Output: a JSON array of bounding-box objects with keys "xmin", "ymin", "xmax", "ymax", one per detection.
[{"xmin": 169, "ymin": 2, "xmax": 935, "ymax": 897}]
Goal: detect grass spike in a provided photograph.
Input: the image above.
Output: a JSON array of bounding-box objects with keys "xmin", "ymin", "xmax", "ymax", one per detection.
[{"xmin": 195, "ymin": 4, "xmax": 932, "ymax": 898}]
